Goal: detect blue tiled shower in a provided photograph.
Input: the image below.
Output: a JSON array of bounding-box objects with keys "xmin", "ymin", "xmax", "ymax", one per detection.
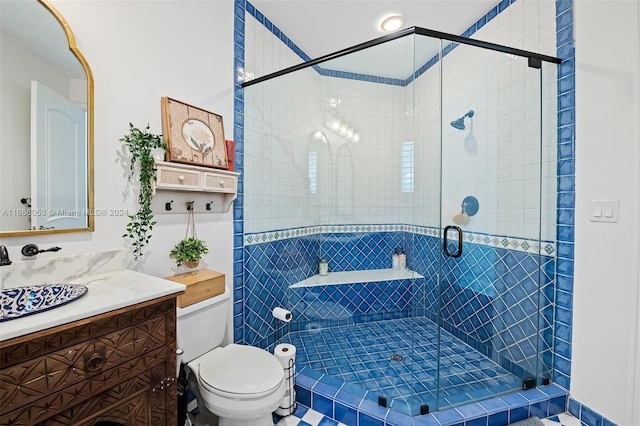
[
  {"xmin": 242, "ymin": 226, "xmax": 556, "ymax": 415},
  {"xmin": 233, "ymin": 0, "xmax": 578, "ymax": 423}
]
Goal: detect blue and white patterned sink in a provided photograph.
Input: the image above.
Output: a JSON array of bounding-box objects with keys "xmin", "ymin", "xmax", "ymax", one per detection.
[{"xmin": 0, "ymin": 283, "xmax": 88, "ymax": 322}]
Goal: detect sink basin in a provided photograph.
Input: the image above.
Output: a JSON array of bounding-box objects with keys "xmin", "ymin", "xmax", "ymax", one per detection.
[{"xmin": 0, "ymin": 283, "xmax": 88, "ymax": 322}]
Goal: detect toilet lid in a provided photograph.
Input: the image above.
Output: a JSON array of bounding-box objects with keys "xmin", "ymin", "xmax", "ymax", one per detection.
[{"xmin": 198, "ymin": 344, "xmax": 284, "ymax": 398}]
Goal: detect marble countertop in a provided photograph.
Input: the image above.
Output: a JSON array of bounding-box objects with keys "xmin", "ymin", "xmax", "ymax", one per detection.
[{"xmin": 0, "ymin": 269, "xmax": 185, "ymax": 342}]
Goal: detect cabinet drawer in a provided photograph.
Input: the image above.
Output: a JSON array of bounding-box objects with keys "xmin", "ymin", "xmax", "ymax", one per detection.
[
  {"xmin": 0, "ymin": 314, "xmax": 166, "ymax": 414},
  {"xmin": 202, "ymin": 172, "xmax": 236, "ymax": 193},
  {"xmin": 156, "ymin": 166, "xmax": 201, "ymax": 190},
  {"xmin": 3, "ymin": 348, "xmax": 167, "ymax": 426}
]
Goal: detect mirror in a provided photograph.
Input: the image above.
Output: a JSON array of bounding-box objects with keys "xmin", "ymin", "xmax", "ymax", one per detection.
[{"xmin": 0, "ymin": 0, "xmax": 94, "ymax": 236}]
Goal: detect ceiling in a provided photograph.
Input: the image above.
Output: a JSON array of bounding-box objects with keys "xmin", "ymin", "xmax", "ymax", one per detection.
[{"xmin": 250, "ymin": 0, "xmax": 500, "ymax": 60}]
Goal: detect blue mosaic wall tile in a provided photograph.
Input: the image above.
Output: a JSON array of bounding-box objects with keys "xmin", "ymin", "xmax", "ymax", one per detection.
[
  {"xmin": 243, "ymin": 236, "xmax": 319, "ymax": 346},
  {"xmin": 320, "ymin": 232, "xmax": 408, "ymax": 271},
  {"xmin": 438, "ymin": 241, "xmax": 555, "ymax": 380},
  {"xmin": 243, "ymin": 229, "xmax": 555, "ymax": 388},
  {"xmin": 289, "ymin": 280, "xmax": 415, "ymax": 323}
]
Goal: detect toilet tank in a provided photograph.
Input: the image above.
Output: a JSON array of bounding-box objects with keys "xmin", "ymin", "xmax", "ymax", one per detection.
[{"xmin": 176, "ymin": 285, "xmax": 230, "ymax": 362}]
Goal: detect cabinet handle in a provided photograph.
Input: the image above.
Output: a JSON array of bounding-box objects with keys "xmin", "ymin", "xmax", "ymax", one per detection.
[
  {"xmin": 219, "ymin": 179, "xmax": 225, "ymax": 187},
  {"xmin": 178, "ymin": 175, "xmax": 185, "ymax": 182},
  {"xmin": 84, "ymin": 352, "xmax": 106, "ymax": 373}
]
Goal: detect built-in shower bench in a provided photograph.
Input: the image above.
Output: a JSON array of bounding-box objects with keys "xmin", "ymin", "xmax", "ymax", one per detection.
[{"xmin": 290, "ymin": 268, "xmax": 424, "ymax": 288}]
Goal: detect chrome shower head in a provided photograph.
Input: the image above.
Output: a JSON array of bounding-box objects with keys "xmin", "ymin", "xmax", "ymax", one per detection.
[{"xmin": 450, "ymin": 110, "xmax": 475, "ymax": 130}]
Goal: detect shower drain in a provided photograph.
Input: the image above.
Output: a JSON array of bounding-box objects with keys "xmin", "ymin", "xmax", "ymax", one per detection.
[{"xmin": 390, "ymin": 353, "xmax": 403, "ymax": 361}]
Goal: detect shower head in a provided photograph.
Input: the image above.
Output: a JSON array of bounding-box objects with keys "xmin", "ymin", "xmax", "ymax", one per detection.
[
  {"xmin": 450, "ymin": 110, "xmax": 475, "ymax": 130},
  {"xmin": 450, "ymin": 117, "xmax": 466, "ymax": 130}
]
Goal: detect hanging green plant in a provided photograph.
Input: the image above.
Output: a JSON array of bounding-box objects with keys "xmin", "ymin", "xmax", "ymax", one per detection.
[
  {"xmin": 170, "ymin": 237, "xmax": 209, "ymax": 268},
  {"xmin": 170, "ymin": 207, "xmax": 209, "ymax": 268},
  {"xmin": 120, "ymin": 123, "xmax": 165, "ymax": 260}
]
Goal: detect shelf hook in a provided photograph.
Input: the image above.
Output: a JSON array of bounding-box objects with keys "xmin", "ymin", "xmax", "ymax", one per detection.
[
  {"xmin": 186, "ymin": 201, "xmax": 195, "ymax": 211},
  {"xmin": 206, "ymin": 201, "xmax": 214, "ymax": 211},
  {"xmin": 165, "ymin": 200, "xmax": 174, "ymax": 211}
]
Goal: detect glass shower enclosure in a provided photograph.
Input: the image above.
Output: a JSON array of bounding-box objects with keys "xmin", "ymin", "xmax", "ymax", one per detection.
[{"xmin": 241, "ymin": 27, "xmax": 560, "ymax": 416}]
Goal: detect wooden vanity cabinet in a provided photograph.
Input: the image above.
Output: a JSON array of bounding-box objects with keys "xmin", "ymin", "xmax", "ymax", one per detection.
[{"xmin": 0, "ymin": 296, "xmax": 178, "ymax": 426}]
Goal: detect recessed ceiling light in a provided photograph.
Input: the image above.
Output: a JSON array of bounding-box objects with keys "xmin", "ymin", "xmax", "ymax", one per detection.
[{"xmin": 380, "ymin": 14, "xmax": 403, "ymax": 32}]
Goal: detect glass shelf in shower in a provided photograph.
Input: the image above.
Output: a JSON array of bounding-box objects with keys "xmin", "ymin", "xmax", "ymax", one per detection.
[{"xmin": 290, "ymin": 268, "xmax": 424, "ymax": 288}]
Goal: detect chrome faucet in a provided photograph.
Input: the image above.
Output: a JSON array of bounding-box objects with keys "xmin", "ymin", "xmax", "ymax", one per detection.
[{"xmin": 0, "ymin": 245, "xmax": 12, "ymax": 266}]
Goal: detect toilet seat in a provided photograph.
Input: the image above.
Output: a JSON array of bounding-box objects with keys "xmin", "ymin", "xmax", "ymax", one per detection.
[{"xmin": 197, "ymin": 344, "xmax": 284, "ymax": 399}]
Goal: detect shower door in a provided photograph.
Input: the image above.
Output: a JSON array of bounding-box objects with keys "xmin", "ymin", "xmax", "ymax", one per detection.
[{"xmin": 435, "ymin": 43, "xmax": 556, "ymax": 409}]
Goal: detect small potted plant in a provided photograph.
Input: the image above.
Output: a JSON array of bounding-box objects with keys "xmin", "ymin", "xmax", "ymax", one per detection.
[{"xmin": 170, "ymin": 237, "xmax": 209, "ymax": 268}]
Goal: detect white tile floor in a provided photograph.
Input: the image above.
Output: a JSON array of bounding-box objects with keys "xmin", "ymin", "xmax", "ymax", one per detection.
[
  {"xmin": 276, "ymin": 406, "xmax": 583, "ymax": 426},
  {"xmin": 542, "ymin": 413, "xmax": 584, "ymax": 426}
]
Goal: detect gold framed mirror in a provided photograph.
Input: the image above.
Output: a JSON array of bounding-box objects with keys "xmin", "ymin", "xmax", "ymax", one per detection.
[{"xmin": 0, "ymin": 0, "xmax": 94, "ymax": 237}]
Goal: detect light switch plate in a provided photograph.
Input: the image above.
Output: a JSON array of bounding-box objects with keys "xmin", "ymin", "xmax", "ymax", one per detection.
[{"xmin": 590, "ymin": 200, "xmax": 619, "ymax": 223}]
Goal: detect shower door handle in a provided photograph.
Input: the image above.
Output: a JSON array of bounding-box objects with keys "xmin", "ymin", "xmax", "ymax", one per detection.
[{"xmin": 443, "ymin": 225, "xmax": 463, "ymax": 258}]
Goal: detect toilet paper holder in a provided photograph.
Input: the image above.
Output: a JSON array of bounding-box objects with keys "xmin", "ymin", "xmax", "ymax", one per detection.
[{"xmin": 274, "ymin": 344, "xmax": 297, "ymax": 416}]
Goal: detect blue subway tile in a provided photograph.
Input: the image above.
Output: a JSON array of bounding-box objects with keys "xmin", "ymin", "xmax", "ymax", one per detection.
[
  {"xmin": 312, "ymin": 393, "xmax": 333, "ymax": 416},
  {"xmin": 581, "ymin": 404, "xmax": 604, "ymax": 426},
  {"xmin": 456, "ymin": 402, "xmax": 486, "ymax": 418},
  {"xmin": 296, "ymin": 384, "xmax": 312, "ymax": 407},
  {"xmin": 335, "ymin": 402, "xmax": 358, "ymax": 425},
  {"xmin": 466, "ymin": 416, "xmax": 489, "ymax": 426},
  {"xmin": 558, "ymin": 108, "xmax": 575, "ymax": 126},
  {"xmin": 530, "ymin": 399, "xmax": 549, "ymax": 419},
  {"xmin": 558, "ymin": 58, "xmax": 575, "ymax": 79},
  {"xmin": 413, "ymin": 415, "xmax": 441, "ymax": 426},
  {"xmin": 556, "ymin": 25, "xmax": 573, "ymax": 47},
  {"xmin": 433, "ymin": 407, "xmax": 465, "ymax": 424},
  {"xmin": 568, "ymin": 399, "xmax": 581, "ymax": 417},
  {"xmin": 359, "ymin": 413, "xmax": 384, "ymax": 426},
  {"xmin": 557, "ymin": 0, "xmax": 571, "ymax": 14},
  {"xmin": 548, "ymin": 395, "xmax": 568, "ymax": 416},
  {"xmin": 558, "ymin": 176, "xmax": 575, "ymax": 192},
  {"xmin": 509, "ymin": 406, "xmax": 529, "ymax": 424},
  {"xmin": 313, "ymin": 381, "xmax": 339, "ymax": 398},
  {"xmin": 488, "ymin": 411, "xmax": 509, "ymax": 426}
]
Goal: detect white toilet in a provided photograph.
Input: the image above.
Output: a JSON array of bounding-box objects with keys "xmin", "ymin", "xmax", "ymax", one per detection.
[{"xmin": 176, "ymin": 285, "xmax": 286, "ymax": 426}]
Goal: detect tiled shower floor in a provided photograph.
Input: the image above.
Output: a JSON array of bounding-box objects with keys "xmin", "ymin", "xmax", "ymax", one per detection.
[{"xmin": 281, "ymin": 316, "xmax": 522, "ymax": 416}]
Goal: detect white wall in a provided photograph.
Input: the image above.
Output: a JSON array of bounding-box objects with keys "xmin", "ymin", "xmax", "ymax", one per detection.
[
  {"xmin": 0, "ymin": 0, "xmax": 236, "ymax": 299},
  {"xmin": 573, "ymin": 1, "xmax": 640, "ymax": 425}
]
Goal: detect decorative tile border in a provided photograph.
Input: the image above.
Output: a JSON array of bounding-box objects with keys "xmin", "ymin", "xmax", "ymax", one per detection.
[{"xmin": 245, "ymin": 224, "xmax": 556, "ymax": 255}]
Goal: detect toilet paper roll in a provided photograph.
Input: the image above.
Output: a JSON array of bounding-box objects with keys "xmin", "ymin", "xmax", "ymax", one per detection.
[
  {"xmin": 274, "ymin": 343, "xmax": 296, "ymax": 369},
  {"xmin": 272, "ymin": 307, "xmax": 292, "ymax": 322}
]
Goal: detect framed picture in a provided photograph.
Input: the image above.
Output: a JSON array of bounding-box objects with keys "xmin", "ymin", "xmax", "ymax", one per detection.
[{"xmin": 161, "ymin": 97, "xmax": 228, "ymax": 169}]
